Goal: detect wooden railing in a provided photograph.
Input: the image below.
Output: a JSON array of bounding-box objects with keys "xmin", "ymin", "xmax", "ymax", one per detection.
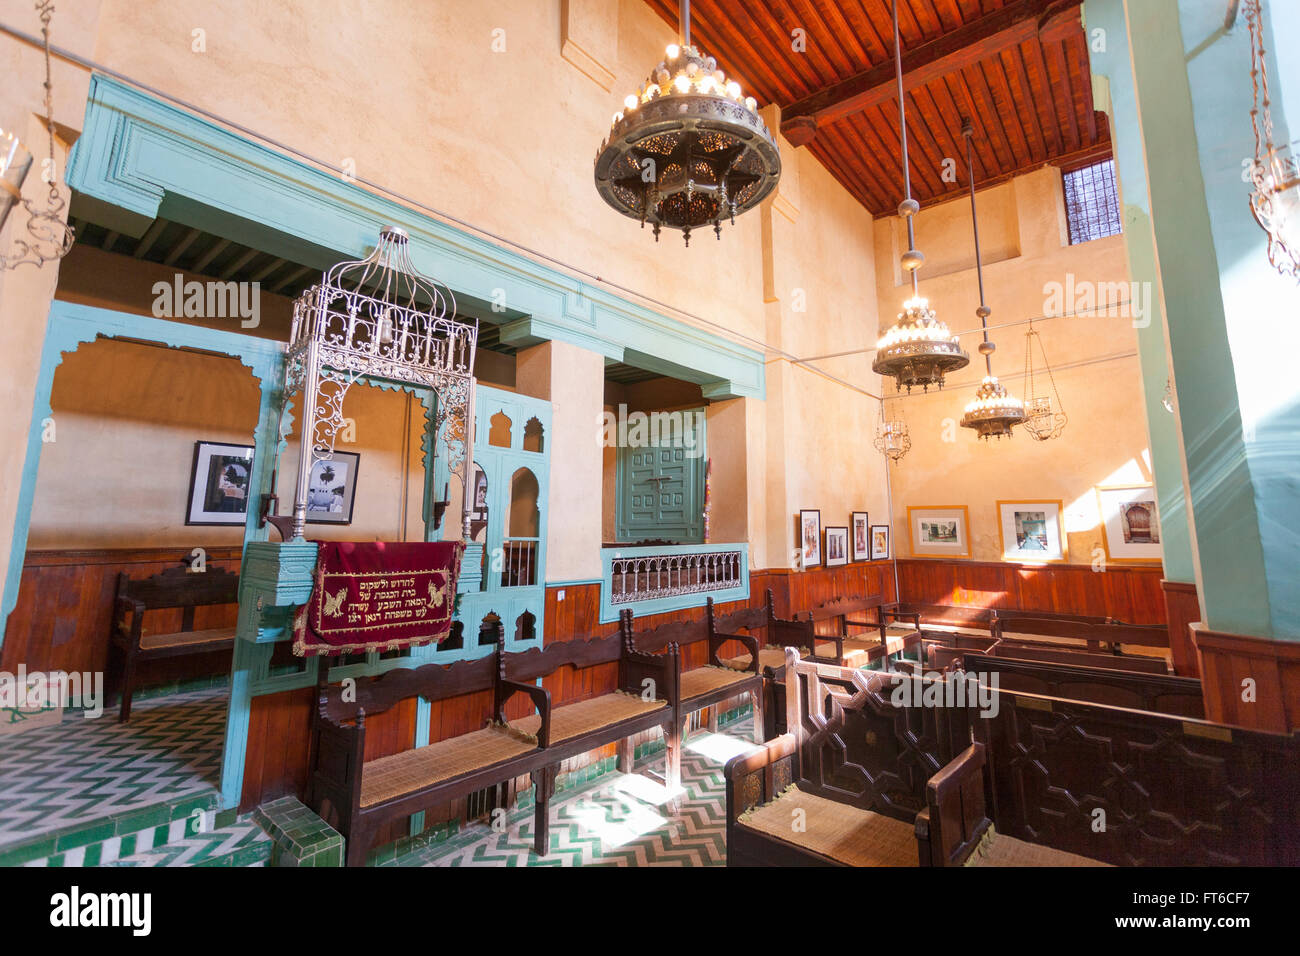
[{"xmin": 599, "ymin": 543, "xmax": 749, "ymax": 622}]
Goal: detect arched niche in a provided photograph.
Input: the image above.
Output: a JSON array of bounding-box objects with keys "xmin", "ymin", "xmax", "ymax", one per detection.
[
  {"xmin": 523, "ymin": 416, "xmax": 544, "ymax": 453},
  {"xmin": 488, "ymin": 410, "xmax": 512, "ymax": 448}
]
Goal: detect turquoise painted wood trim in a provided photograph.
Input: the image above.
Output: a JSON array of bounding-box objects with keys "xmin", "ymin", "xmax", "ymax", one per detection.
[
  {"xmin": 545, "ymin": 578, "xmax": 603, "ymax": 588},
  {"xmin": 1083, "ymin": 0, "xmax": 1195, "ymax": 586},
  {"xmin": 598, "ymin": 543, "xmax": 749, "ymax": 624},
  {"xmin": 68, "ymin": 75, "xmax": 765, "ymax": 401},
  {"xmin": 1098, "ymin": 0, "xmax": 1286, "ymax": 637},
  {"xmin": 1, "ymin": 301, "xmax": 285, "ymax": 636}
]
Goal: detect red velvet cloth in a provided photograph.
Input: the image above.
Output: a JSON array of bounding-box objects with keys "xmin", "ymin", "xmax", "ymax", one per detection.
[{"xmin": 292, "ymin": 540, "xmax": 465, "ymax": 657}]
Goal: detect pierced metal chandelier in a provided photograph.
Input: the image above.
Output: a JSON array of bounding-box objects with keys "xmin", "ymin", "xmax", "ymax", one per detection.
[
  {"xmin": 957, "ymin": 121, "xmax": 1024, "ymax": 441},
  {"xmin": 2, "ymin": 1, "xmax": 74, "ymax": 270},
  {"xmin": 872, "ymin": 0, "xmax": 968, "ymax": 392},
  {"xmin": 1245, "ymin": 0, "xmax": 1300, "ymax": 283},
  {"xmin": 1021, "ymin": 318, "xmax": 1067, "ymax": 440},
  {"xmin": 593, "ymin": 0, "xmax": 780, "ymax": 246}
]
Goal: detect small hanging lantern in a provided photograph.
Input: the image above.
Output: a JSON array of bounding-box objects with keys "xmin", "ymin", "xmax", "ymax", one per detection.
[
  {"xmin": 2, "ymin": 1, "xmax": 75, "ymax": 270},
  {"xmin": 1021, "ymin": 318, "xmax": 1068, "ymax": 441},
  {"xmin": 1245, "ymin": 0, "xmax": 1300, "ymax": 283},
  {"xmin": 874, "ymin": 410, "xmax": 912, "ymax": 462}
]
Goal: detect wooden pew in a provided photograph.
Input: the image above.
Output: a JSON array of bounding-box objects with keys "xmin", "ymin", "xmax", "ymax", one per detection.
[
  {"xmin": 308, "ymin": 624, "xmax": 550, "ymax": 867},
  {"xmin": 991, "ymin": 612, "xmax": 1169, "ymax": 651},
  {"xmin": 498, "ymin": 624, "xmax": 680, "ymax": 851},
  {"xmin": 724, "ymin": 650, "xmax": 1106, "ymax": 867},
  {"xmin": 979, "ymin": 685, "xmax": 1300, "ymax": 866},
  {"xmin": 955, "ymin": 652, "xmax": 1204, "ymax": 718}
]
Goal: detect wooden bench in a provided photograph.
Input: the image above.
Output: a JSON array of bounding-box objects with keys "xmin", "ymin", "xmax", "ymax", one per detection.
[
  {"xmin": 923, "ymin": 630, "xmax": 1170, "ymax": 675},
  {"xmin": 801, "ymin": 595, "xmax": 922, "ymax": 670},
  {"xmin": 109, "ymin": 564, "xmax": 239, "ymax": 721},
  {"xmin": 724, "ymin": 650, "xmax": 1106, "ymax": 867},
  {"xmin": 951, "ymin": 652, "xmax": 1204, "ymax": 718},
  {"xmin": 621, "ymin": 602, "xmax": 765, "ymax": 750},
  {"xmin": 308, "ymin": 625, "xmax": 553, "ymax": 867},
  {"xmin": 498, "ymin": 624, "xmax": 680, "ymax": 851},
  {"xmin": 990, "ymin": 612, "xmax": 1169, "ymax": 652},
  {"xmin": 712, "ymin": 589, "xmax": 815, "ymax": 740}
]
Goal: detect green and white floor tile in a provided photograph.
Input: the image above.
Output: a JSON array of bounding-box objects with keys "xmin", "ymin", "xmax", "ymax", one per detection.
[
  {"xmin": 0, "ymin": 687, "xmax": 226, "ymax": 865},
  {"xmin": 385, "ymin": 714, "xmax": 762, "ymax": 867}
]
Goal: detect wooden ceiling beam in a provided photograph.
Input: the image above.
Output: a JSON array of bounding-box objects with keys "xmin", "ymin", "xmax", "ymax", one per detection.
[{"xmin": 780, "ymin": 0, "xmax": 1081, "ymax": 145}]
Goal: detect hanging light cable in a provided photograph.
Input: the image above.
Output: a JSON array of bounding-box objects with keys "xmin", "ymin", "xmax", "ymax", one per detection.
[
  {"xmin": 872, "ymin": 0, "xmax": 969, "ymax": 393},
  {"xmin": 958, "ymin": 120, "xmax": 1025, "ymax": 440}
]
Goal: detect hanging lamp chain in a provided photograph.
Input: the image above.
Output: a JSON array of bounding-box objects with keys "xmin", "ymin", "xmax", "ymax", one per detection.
[
  {"xmin": 963, "ymin": 119, "xmax": 994, "ymax": 375},
  {"xmin": 679, "ymin": 0, "xmax": 691, "ymax": 46},
  {"xmin": 891, "ymin": 0, "xmax": 922, "ymax": 295}
]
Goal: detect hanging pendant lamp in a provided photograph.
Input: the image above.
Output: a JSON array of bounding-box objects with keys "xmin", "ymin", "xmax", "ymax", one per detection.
[
  {"xmin": 1021, "ymin": 318, "xmax": 1068, "ymax": 440},
  {"xmin": 874, "ymin": 406, "xmax": 912, "ymax": 462},
  {"xmin": 593, "ymin": 0, "xmax": 781, "ymax": 246},
  {"xmin": 872, "ymin": 0, "xmax": 968, "ymax": 392},
  {"xmin": 957, "ymin": 120, "xmax": 1025, "ymax": 440}
]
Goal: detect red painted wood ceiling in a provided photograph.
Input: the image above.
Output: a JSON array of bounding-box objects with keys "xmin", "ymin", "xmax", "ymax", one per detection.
[{"xmin": 641, "ymin": 0, "xmax": 1111, "ymax": 216}]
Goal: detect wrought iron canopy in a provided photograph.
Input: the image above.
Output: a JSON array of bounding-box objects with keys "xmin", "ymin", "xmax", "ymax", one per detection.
[{"xmin": 278, "ymin": 227, "xmax": 478, "ymax": 539}]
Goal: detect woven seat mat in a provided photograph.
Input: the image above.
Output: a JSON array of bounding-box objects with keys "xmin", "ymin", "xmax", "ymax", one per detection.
[
  {"xmin": 139, "ymin": 627, "xmax": 235, "ymax": 651},
  {"xmin": 681, "ymin": 665, "xmax": 753, "ymax": 700},
  {"xmin": 360, "ymin": 726, "xmax": 534, "ymax": 807},
  {"xmin": 739, "ymin": 787, "xmax": 917, "ymax": 867},
  {"xmin": 722, "ymin": 647, "xmax": 786, "ymax": 672},
  {"xmin": 512, "ymin": 692, "xmax": 666, "ymax": 743},
  {"xmin": 966, "ymin": 827, "xmax": 1111, "ymax": 867},
  {"xmin": 815, "ymin": 638, "xmax": 877, "ymax": 668}
]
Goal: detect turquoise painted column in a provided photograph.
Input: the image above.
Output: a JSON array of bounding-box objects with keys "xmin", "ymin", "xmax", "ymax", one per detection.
[
  {"xmin": 1102, "ymin": 0, "xmax": 1300, "ymax": 639},
  {"xmin": 1084, "ymin": 0, "xmax": 1196, "ymax": 590}
]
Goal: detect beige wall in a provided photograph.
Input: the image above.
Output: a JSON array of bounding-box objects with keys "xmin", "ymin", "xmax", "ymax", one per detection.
[
  {"xmin": 28, "ymin": 337, "xmax": 431, "ymax": 550},
  {"xmin": 0, "ymin": 0, "xmax": 1154, "ymax": 602},
  {"xmin": 875, "ymin": 167, "xmax": 1154, "ymax": 563}
]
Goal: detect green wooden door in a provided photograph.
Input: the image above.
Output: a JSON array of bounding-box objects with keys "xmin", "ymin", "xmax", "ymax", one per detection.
[{"xmin": 615, "ymin": 409, "xmax": 706, "ymax": 543}]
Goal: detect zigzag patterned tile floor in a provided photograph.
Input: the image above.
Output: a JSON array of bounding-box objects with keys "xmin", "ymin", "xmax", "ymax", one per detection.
[
  {"xmin": 0, "ymin": 688, "xmax": 225, "ymax": 847},
  {"xmin": 387, "ymin": 717, "xmax": 763, "ymax": 867}
]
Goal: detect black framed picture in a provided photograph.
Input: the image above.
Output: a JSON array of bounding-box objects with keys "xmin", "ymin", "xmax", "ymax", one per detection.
[
  {"xmin": 825, "ymin": 526, "xmax": 849, "ymax": 567},
  {"xmin": 305, "ymin": 450, "xmax": 360, "ymax": 524},
  {"xmin": 798, "ymin": 509, "xmax": 821, "ymax": 567},
  {"xmin": 851, "ymin": 511, "xmax": 869, "ymax": 561},
  {"xmin": 186, "ymin": 440, "xmax": 255, "ymax": 526}
]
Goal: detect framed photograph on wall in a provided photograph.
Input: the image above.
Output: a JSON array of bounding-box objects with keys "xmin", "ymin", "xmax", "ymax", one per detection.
[
  {"xmin": 305, "ymin": 451, "xmax": 361, "ymax": 524},
  {"xmin": 997, "ymin": 499, "xmax": 1066, "ymax": 562},
  {"xmin": 907, "ymin": 505, "xmax": 970, "ymax": 558},
  {"xmin": 851, "ymin": 512, "xmax": 869, "ymax": 561},
  {"xmin": 870, "ymin": 524, "xmax": 890, "ymax": 560},
  {"xmin": 798, "ymin": 509, "xmax": 822, "ymax": 567},
  {"xmin": 186, "ymin": 440, "xmax": 255, "ymax": 526},
  {"xmin": 1097, "ymin": 485, "xmax": 1163, "ymax": 563},
  {"xmin": 825, "ymin": 526, "xmax": 849, "ymax": 567}
]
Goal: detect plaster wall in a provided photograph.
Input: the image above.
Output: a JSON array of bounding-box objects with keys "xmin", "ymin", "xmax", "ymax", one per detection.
[{"xmin": 875, "ymin": 166, "xmax": 1155, "ymax": 563}]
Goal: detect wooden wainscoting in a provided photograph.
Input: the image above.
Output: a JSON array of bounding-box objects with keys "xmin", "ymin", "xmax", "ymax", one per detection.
[
  {"xmin": 1, "ymin": 546, "xmax": 243, "ymax": 685},
  {"xmin": 895, "ymin": 557, "xmax": 1167, "ymax": 624},
  {"xmin": 1193, "ymin": 624, "xmax": 1300, "ymax": 733},
  {"xmin": 1161, "ymin": 579, "xmax": 1201, "ymax": 677}
]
